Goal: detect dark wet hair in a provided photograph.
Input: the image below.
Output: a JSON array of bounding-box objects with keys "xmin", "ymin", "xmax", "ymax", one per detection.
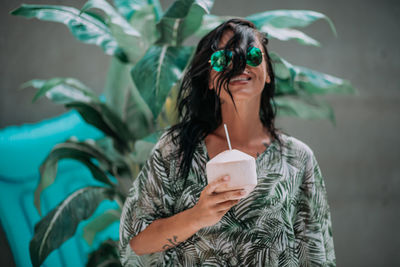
[{"xmin": 167, "ymin": 18, "xmax": 281, "ymax": 181}]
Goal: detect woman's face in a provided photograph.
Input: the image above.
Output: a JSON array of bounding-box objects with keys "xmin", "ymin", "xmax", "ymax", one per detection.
[{"xmin": 208, "ymin": 30, "xmax": 271, "ymax": 104}]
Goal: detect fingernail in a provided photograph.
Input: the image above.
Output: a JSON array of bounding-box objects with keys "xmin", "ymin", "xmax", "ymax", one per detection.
[{"xmin": 223, "ymin": 176, "xmax": 229, "ymax": 181}]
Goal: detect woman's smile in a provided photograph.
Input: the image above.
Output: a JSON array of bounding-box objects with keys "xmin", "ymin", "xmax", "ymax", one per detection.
[{"xmin": 229, "ymin": 74, "xmax": 252, "ymax": 85}]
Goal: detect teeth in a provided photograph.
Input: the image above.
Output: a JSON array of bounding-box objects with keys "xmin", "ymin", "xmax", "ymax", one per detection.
[{"xmin": 231, "ymin": 77, "xmax": 250, "ymax": 82}]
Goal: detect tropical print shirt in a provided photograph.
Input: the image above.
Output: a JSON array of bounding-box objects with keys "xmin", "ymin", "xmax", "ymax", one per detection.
[{"xmin": 119, "ymin": 131, "xmax": 336, "ymax": 266}]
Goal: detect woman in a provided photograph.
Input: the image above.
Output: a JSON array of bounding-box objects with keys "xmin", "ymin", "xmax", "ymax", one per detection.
[{"xmin": 119, "ymin": 18, "xmax": 336, "ymax": 266}]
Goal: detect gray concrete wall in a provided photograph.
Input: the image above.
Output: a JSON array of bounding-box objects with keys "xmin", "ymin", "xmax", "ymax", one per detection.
[{"xmin": 1, "ymin": 0, "xmax": 399, "ymax": 266}]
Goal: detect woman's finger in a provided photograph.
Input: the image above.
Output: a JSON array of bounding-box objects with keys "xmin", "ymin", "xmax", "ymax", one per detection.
[
  {"xmin": 216, "ymin": 199, "xmax": 240, "ymax": 212},
  {"xmin": 212, "ymin": 189, "xmax": 246, "ymax": 204},
  {"xmin": 205, "ymin": 175, "xmax": 230, "ymax": 195}
]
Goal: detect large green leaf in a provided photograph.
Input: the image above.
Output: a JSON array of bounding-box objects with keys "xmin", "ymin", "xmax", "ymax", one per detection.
[
  {"xmin": 270, "ymin": 52, "xmax": 356, "ymax": 95},
  {"xmin": 260, "ymin": 25, "xmax": 320, "ymax": 46},
  {"xmin": 81, "ymin": 0, "xmax": 140, "ymax": 36},
  {"xmin": 146, "ymin": 0, "xmax": 163, "ymax": 20},
  {"xmin": 94, "ymin": 137, "xmax": 136, "ymax": 191},
  {"xmin": 113, "ymin": 0, "xmax": 148, "ymax": 19},
  {"xmin": 196, "ymin": 13, "xmax": 320, "ymax": 46},
  {"xmin": 129, "ymin": 4, "xmax": 159, "ymax": 48},
  {"xmin": 104, "ymin": 57, "xmax": 133, "ymax": 117},
  {"xmin": 21, "ymin": 78, "xmax": 99, "ymax": 104},
  {"xmin": 293, "ymin": 65, "xmax": 355, "ymax": 95},
  {"xmin": 10, "ymin": 4, "xmax": 128, "ymax": 62},
  {"xmin": 246, "ymin": 10, "xmax": 337, "ymax": 36},
  {"xmin": 35, "ymin": 139, "xmax": 115, "ymax": 215},
  {"xmin": 68, "ymin": 102, "xmax": 119, "ymax": 140},
  {"xmin": 95, "ymin": 137, "xmax": 130, "ymax": 172},
  {"xmin": 194, "ymin": 14, "xmax": 232, "ymax": 37},
  {"xmin": 65, "ymin": 101, "xmax": 134, "ymax": 149},
  {"xmin": 81, "ymin": 0, "xmax": 146, "ymax": 63},
  {"xmin": 83, "ymin": 209, "xmax": 121, "ymax": 246},
  {"xmin": 156, "ymin": 0, "xmax": 214, "ymax": 46},
  {"xmin": 30, "ymin": 187, "xmax": 115, "ymax": 267},
  {"xmin": 124, "ymin": 81, "xmax": 155, "ymax": 139},
  {"xmin": 275, "ymin": 95, "xmax": 335, "ymax": 123},
  {"xmin": 119, "ymin": 6, "xmax": 162, "ymax": 138},
  {"xmin": 86, "ymin": 239, "xmax": 121, "ymax": 267},
  {"xmin": 130, "ymin": 131, "xmax": 162, "ymax": 164},
  {"xmin": 270, "ymin": 53, "xmax": 291, "ymax": 80},
  {"xmin": 113, "ymin": 0, "xmax": 163, "ymax": 21},
  {"xmin": 104, "ymin": 57, "xmax": 154, "ymax": 140},
  {"xmin": 131, "ymin": 45, "xmax": 194, "ymax": 118},
  {"xmin": 275, "ymin": 78, "xmax": 296, "ymax": 95}
]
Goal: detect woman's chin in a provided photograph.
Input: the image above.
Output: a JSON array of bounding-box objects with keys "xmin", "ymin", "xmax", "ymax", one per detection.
[{"xmin": 222, "ymin": 90, "xmax": 262, "ymax": 103}]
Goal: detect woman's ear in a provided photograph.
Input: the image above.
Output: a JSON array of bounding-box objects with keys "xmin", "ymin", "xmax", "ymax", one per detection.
[
  {"xmin": 209, "ymin": 76, "xmax": 214, "ymax": 90},
  {"xmin": 265, "ymin": 74, "xmax": 271, "ymax": 84}
]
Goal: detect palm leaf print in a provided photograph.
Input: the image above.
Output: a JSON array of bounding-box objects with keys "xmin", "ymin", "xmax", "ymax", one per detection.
[{"xmin": 119, "ymin": 132, "xmax": 336, "ymax": 266}]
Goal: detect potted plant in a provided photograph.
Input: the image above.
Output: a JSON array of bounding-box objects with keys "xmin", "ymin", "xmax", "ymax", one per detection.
[{"xmin": 10, "ymin": 0, "xmax": 355, "ymax": 266}]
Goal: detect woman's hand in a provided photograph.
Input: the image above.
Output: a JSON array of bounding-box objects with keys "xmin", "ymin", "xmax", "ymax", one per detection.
[
  {"xmin": 129, "ymin": 175, "xmax": 246, "ymax": 255},
  {"xmin": 189, "ymin": 175, "xmax": 246, "ymax": 229}
]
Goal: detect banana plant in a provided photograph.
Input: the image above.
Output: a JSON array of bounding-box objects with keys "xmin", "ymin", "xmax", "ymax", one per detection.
[{"xmin": 11, "ymin": 0, "xmax": 356, "ymax": 266}]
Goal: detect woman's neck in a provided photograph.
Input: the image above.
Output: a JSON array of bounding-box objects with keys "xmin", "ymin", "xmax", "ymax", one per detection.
[{"xmin": 214, "ymin": 97, "xmax": 271, "ymax": 146}]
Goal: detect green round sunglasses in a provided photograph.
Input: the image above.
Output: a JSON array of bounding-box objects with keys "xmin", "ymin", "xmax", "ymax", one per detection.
[{"xmin": 209, "ymin": 46, "xmax": 264, "ymax": 72}]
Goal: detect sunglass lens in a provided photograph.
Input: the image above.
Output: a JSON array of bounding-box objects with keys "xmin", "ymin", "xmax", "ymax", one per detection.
[
  {"xmin": 246, "ymin": 47, "xmax": 263, "ymax": 67},
  {"xmin": 210, "ymin": 50, "xmax": 232, "ymax": 72}
]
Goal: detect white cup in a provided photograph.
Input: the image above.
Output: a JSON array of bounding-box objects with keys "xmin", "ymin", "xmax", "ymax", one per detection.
[{"xmin": 206, "ymin": 149, "xmax": 257, "ymax": 198}]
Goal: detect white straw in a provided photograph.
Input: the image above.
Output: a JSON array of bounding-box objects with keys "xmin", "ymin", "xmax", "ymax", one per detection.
[{"xmin": 223, "ymin": 124, "xmax": 232, "ymax": 151}]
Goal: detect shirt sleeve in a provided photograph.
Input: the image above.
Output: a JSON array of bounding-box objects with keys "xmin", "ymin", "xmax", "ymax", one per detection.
[
  {"xmin": 118, "ymin": 146, "xmax": 173, "ymax": 266},
  {"xmin": 293, "ymin": 151, "xmax": 336, "ymax": 266}
]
